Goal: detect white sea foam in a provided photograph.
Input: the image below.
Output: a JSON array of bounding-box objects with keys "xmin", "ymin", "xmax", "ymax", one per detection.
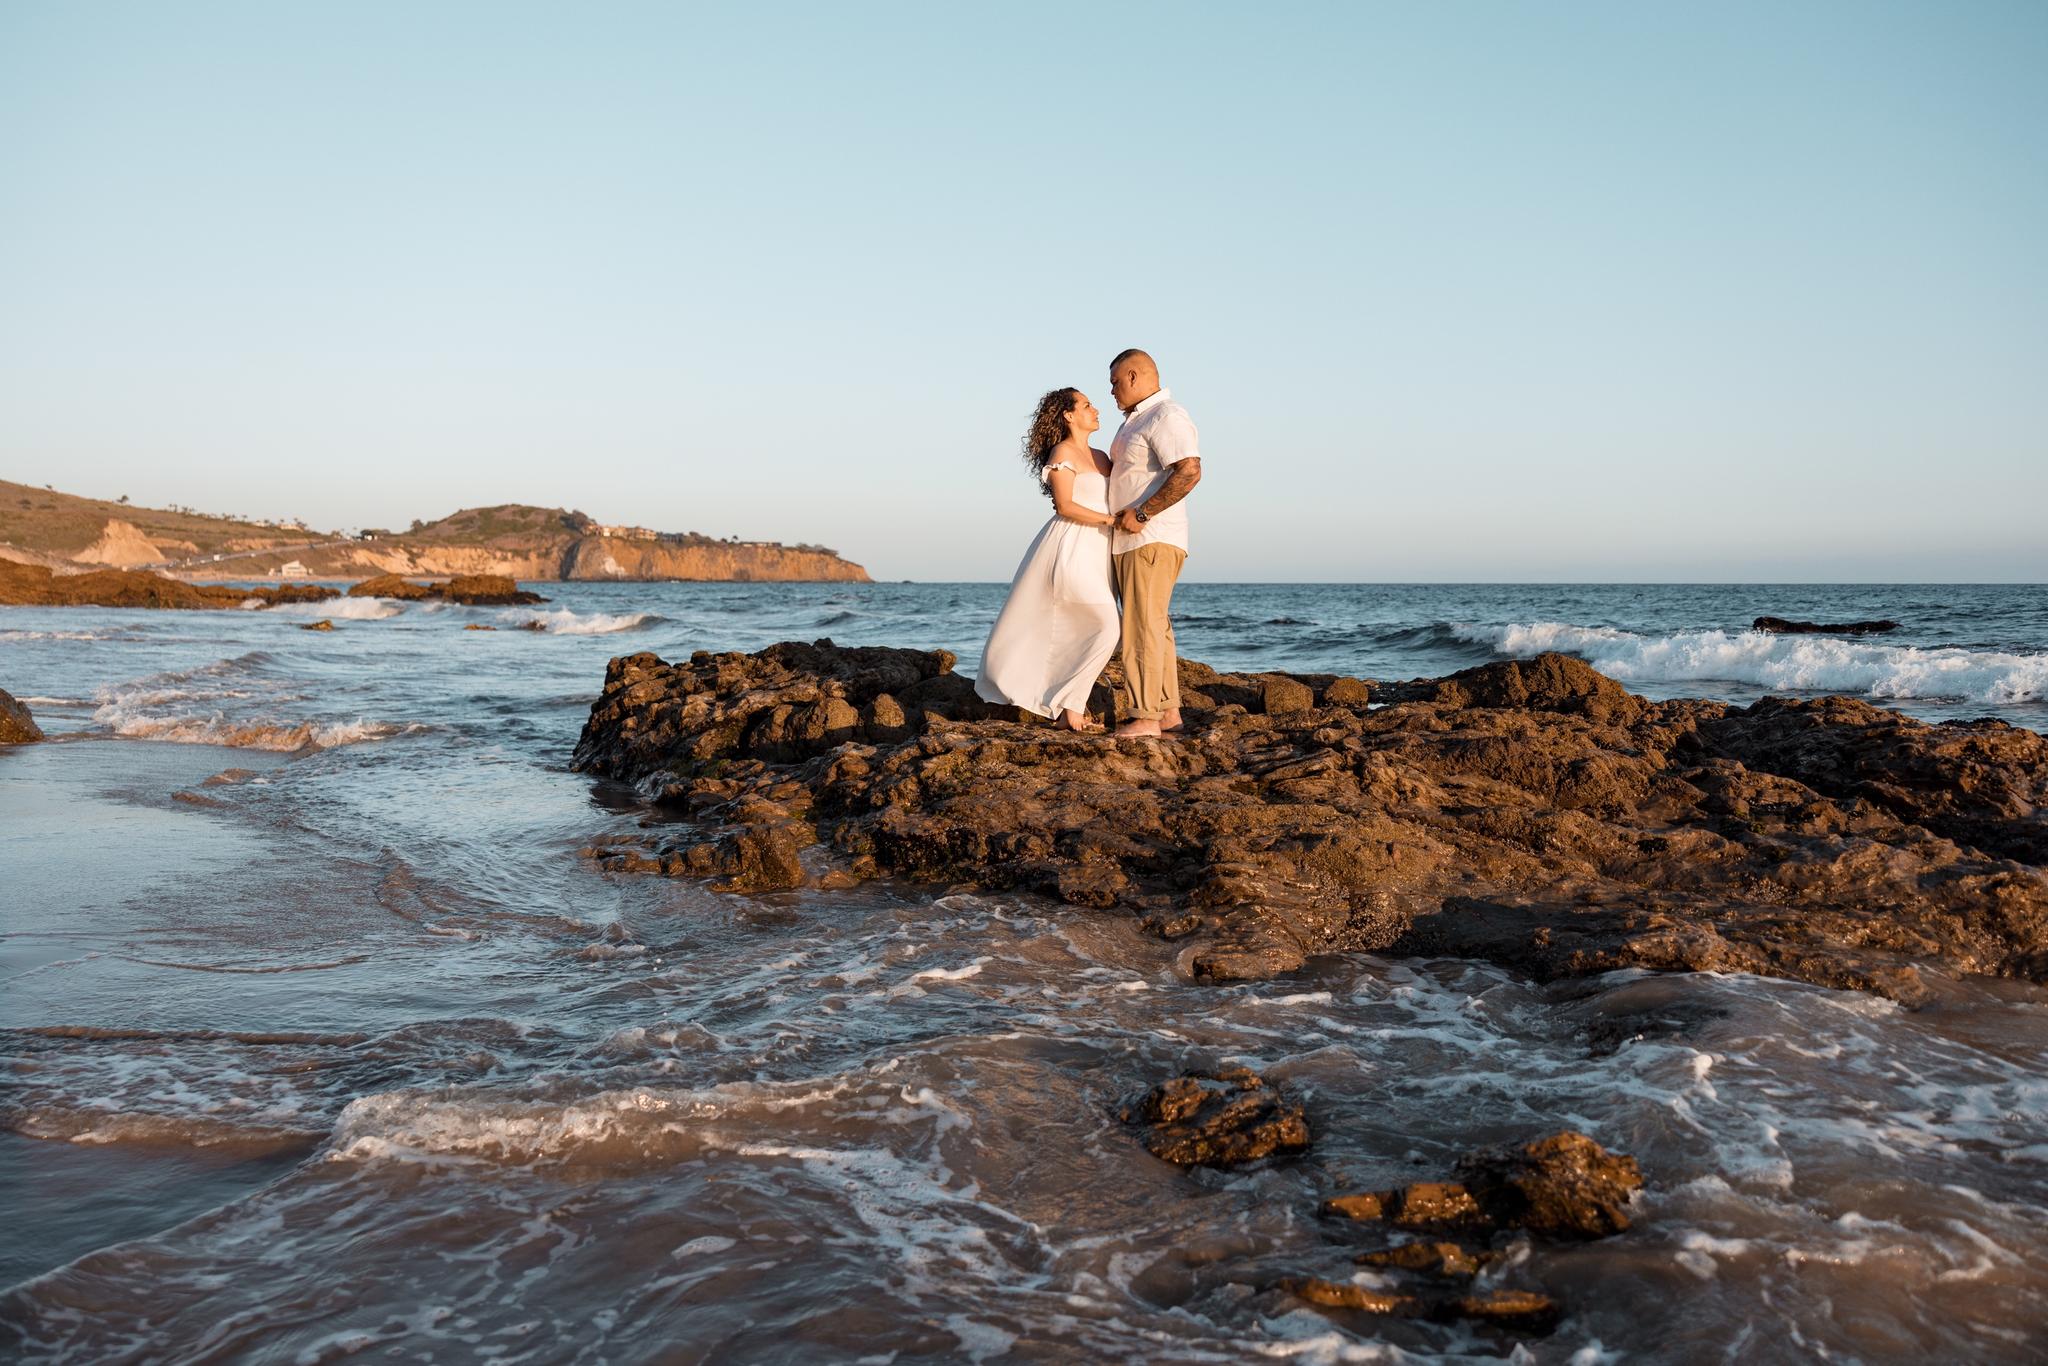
[
  {"xmin": 490, "ymin": 606, "xmax": 660, "ymax": 635},
  {"xmin": 94, "ymin": 706, "xmax": 401, "ymax": 751},
  {"xmin": 264, "ymin": 596, "xmax": 404, "ymax": 620},
  {"xmin": 1453, "ymin": 622, "xmax": 2048, "ymax": 704}
]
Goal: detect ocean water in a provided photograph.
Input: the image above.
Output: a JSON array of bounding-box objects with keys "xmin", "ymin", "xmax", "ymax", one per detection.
[{"xmin": 2, "ymin": 581, "xmax": 2045, "ymax": 1362}]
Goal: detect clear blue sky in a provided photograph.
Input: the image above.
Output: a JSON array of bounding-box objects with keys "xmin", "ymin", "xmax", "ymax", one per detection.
[{"xmin": 3, "ymin": 1, "xmax": 2043, "ymax": 580}]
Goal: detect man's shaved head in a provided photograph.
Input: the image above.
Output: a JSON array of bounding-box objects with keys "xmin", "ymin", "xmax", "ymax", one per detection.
[{"xmin": 1108, "ymin": 348, "xmax": 1160, "ymax": 414}]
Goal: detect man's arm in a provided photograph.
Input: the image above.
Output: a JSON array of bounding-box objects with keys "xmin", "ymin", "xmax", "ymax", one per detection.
[{"xmin": 1115, "ymin": 457, "xmax": 1201, "ymax": 532}]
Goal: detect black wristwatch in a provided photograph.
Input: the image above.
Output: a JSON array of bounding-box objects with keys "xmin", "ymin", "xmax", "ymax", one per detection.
[{"xmin": 1134, "ymin": 508, "xmax": 1150, "ymax": 523}]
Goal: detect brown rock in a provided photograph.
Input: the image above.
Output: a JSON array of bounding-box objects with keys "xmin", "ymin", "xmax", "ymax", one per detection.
[
  {"xmin": 1260, "ymin": 674, "xmax": 1315, "ymax": 715},
  {"xmin": 347, "ymin": 574, "xmax": 431, "ymax": 600},
  {"xmin": 1, "ymin": 688, "xmax": 43, "ymax": 744},
  {"xmin": 1122, "ymin": 1067, "xmax": 1310, "ymax": 1168},
  {"xmin": 1322, "ymin": 1181, "xmax": 1483, "ymax": 1229},
  {"xmin": 1355, "ymin": 1240, "xmax": 1495, "ymax": 1277},
  {"xmin": 1455, "ymin": 1131, "xmax": 1643, "ymax": 1239},
  {"xmin": 1321, "ymin": 676, "xmax": 1372, "ymax": 707},
  {"xmin": 0, "ymin": 562, "xmax": 335, "ymax": 611},
  {"xmin": 346, "ymin": 573, "xmax": 545, "ymax": 606},
  {"xmin": 1445, "ymin": 1290, "xmax": 1560, "ymax": 1332},
  {"xmin": 299, "ymin": 619, "xmax": 335, "ymax": 632},
  {"xmin": 464, "ymin": 624, "xmax": 497, "ymax": 631},
  {"xmin": 569, "ymin": 640, "xmax": 2048, "ymax": 1001},
  {"xmin": 1279, "ymin": 1277, "xmax": 1419, "ymax": 1315}
]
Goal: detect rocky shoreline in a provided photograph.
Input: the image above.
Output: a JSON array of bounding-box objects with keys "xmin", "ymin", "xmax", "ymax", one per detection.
[
  {"xmin": 0, "ymin": 563, "xmax": 542, "ymax": 610},
  {"xmin": 574, "ymin": 640, "xmax": 2048, "ymax": 1005}
]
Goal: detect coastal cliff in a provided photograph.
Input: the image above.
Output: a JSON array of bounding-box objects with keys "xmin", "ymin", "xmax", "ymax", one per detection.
[
  {"xmin": 573, "ymin": 642, "xmax": 2048, "ymax": 1005},
  {"xmin": 0, "ymin": 482, "xmax": 869, "ymax": 583}
]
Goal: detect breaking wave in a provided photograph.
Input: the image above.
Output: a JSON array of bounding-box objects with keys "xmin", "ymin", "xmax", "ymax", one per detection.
[
  {"xmin": 1454, "ymin": 622, "xmax": 2048, "ymax": 704},
  {"xmin": 91, "ymin": 651, "xmax": 404, "ymax": 751},
  {"xmin": 262, "ymin": 596, "xmax": 404, "ymax": 620},
  {"xmin": 490, "ymin": 607, "xmax": 662, "ymax": 635}
]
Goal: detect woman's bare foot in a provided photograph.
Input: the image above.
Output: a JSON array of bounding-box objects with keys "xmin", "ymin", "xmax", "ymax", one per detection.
[{"xmin": 1059, "ymin": 709, "xmax": 1102, "ymax": 732}]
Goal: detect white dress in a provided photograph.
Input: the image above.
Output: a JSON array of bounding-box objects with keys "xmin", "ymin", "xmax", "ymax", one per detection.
[{"xmin": 975, "ymin": 460, "xmax": 1119, "ymax": 718}]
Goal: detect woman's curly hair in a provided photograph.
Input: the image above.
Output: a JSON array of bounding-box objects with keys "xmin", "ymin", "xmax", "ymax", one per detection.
[{"xmin": 1022, "ymin": 387, "xmax": 1082, "ymax": 499}]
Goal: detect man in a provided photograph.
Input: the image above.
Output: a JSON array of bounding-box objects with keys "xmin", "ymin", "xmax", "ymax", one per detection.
[{"xmin": 1107, "ymin": 348, "xmax": 1202, "ymax": 738}]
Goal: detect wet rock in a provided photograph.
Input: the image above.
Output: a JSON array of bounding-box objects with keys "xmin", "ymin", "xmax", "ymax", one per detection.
[
  {"xmin": 1122, "ymin": 1067, "xmax": 1310, "ymax": 1168},
  {"xmin": 571, "ymin": 640, "xmax": 2048, "ymax": 1001},
  {"xmin": 1754, "ymin": 616, "xmax": 1900, "ymax": 635},
  {"xmin": 1325, "ymin": 1131, "xmax": 1641, "ymax": 1240},
  {"xmin": 347, "ymin": 573, "xmax": 546, "ymax": 606},
  {"xmin": 464, "ymin": 624, "xmax": 497, "ymax": 631},
  {"xmin": 299, "ymin": 619, "xmax": 335, "ymax": 632},
  {"xmin": 1454, "ymin": 1131, "xmax": 1643, "ymax": 1239},
  {"xmin": 1, "ymin": 688, "xmax": 43, "ymax": 744},
  {"xmin": 0, "ymin": 562, "xmax": 337, "ymax": 611},
  {"xmin": 1277, "ymin": 1277, "xmax": 1558, "ymax": 1333},
  {"xmin": 1354, "ymin": 1240, "xmax": 1496, "ymax": 1277},
  {"xmin": 1279, "ymin": 1277, "xmax": 1419, "ymax": 1315},
  {"xmin": 1320, "ymin": 676, "xmax": 1372, "ymax": 707}
]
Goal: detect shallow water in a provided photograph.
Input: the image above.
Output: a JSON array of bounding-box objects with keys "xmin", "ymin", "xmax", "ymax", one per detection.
[{"xmin": 3, "ymin": 583, "xmax": 2046, "ymax": 1361}]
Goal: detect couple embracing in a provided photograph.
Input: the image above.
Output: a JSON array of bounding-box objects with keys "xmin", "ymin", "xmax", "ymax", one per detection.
[{"xmin": 976, "ymin": 349, "xmax": 1202, "ymax": 737}]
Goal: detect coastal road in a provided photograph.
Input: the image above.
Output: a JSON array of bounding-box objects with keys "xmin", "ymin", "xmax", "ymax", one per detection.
[{"xmin": 153, "ymin": 538, "xmax": 359, "ymax": 572}]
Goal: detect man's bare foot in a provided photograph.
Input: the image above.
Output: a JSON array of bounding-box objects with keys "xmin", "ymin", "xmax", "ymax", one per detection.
[
  {"xmin": 1160, "ymin": 707, "xmax": 1185, "ymax": 733},
  {"xmin": 1115, "ymin": 719, "xmax": 1164, "ymax": 738},
  {"xmin": 1059, "ymin": 709, "xmax": 1102, "ymax": 732}
]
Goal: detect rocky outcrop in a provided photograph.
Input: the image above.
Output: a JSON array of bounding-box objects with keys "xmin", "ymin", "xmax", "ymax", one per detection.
[
  {"xmin": 0, "ymin": 562, "xmax": 338, "ymax": 610},
  {"xmin": 1754, "ymin": 616, "xmax": 1900, "ymax": 635},
  {"xmin": 346, "ymin": 574, "xmax": 545, "ymax": 606},
  {"xmin": 1122, "ymin": 1068, "xmax": 1310, "ymax": 1168},
  {"xmin": 1, "ymin": 689, "xmax": 42, "ymax": 744},
  {"xmin": 573, "ymin": 641, "xmax": 2048, "ymax": 1004}
]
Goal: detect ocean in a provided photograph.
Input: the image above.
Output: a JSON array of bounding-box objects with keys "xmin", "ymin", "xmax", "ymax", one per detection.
[{"xmin": 3, "ymin": 581, "xmax": 2045, "ymax": 1361}]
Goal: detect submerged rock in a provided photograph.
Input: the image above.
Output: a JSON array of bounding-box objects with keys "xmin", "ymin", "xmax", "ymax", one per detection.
[
  {"xmin": 347, "ymin": 573, "xmax": 545, "ymax": 606},
  {"xmin": 300, "ymin": 619, "xmax": 336, "ymax": 632},
  {"xmin": 1122, "ymin": 1067, "xmax": 1310, "ymax": 1168},
  {"xmin": 1754, "ymin": 616, "xmax": 1901, "ymax": 635},
  {"xmin": 572, "ymin": 640, "xmax": 2048, "ymax": 1001},
  {"xmin": 1, "ymin": 688, "xmax": 43, "ymax": 744},
  {"xmin": 1322, "ymin": 1130, "xmax": 1641, "ymax": 1239}
]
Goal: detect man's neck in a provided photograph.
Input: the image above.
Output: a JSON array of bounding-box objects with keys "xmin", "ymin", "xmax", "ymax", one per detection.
[{"xmin": 1120, "ymin": 385, "xmax": 1161, "ymax": 416}]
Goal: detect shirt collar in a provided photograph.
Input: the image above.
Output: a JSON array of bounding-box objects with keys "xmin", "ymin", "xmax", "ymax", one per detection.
[{"xmin": 1127, "ymin": 386, "xmax": 1170, "ymax": 418}]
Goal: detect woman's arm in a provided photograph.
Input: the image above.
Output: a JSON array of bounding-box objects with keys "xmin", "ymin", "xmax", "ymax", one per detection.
[{"xmin": 1046, "ymin": 465, "xmax": 1115, "ymax": 528}]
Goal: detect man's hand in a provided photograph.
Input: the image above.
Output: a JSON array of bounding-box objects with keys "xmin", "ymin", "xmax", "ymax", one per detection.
[{"xmin": 1115, "ymin": 509, "xmax": 1144, "ymax": 534}]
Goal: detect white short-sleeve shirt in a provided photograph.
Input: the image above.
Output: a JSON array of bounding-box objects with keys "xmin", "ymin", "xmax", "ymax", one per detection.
[{"xmin": 1109, "ymin": 387, "xmax": 1200, "ymax": 555}]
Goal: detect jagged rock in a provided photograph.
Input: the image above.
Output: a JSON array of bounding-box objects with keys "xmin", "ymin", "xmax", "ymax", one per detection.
[
  {"xmin": 1324, "ymin": 1131, "xmax": 1640, "ymax": 1240},
  {"xmin": 1355, "ymin": 1240, "xmax": 1496, "ymax": 1277},
  {"xmin": 1277, "ymin": 1277, "xmax": 1558, "ymax": 1332},
  {"xmin": 1754, "ymin": 616, "xmax": 1900, "ymax": 635},
  {"xmin": 1454, "ymin": 1131, "xmax": 1643, "ymax": 1238},
  {"xmin": 571, "ymin": 640, "xmax": 2048, "ymax": 1000},
  {"xmin": 1122, "ymin": 1067, "xmax": 1310, "ymax": 1168},
  {"xmin": 347, "ymin": 573, "xmax": 545, "ymax": 606},
  {"xmin": 1, "ymin": 688, "xmax": 43, "ymax": 744},
  {"xmin": 0, "ymin": 562, "xmax": 337, "ymax": 611}
]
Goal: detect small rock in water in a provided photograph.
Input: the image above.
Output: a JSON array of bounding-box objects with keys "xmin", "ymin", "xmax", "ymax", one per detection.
[
  {"xmin": 1354, "ymin": 1239, "xmax": 1496, "ymax": 1277},
  {"xmin": 464, "ymin": 623, "xmax": 497, "ymax": 631},
  {"xmin": 1, "ymin": 688, "xmax": 46, "ymax": 744},
  {"xmin": 1122, "ymin": 1066, "xmax": 1310, "ymax": 1168},
  {"xmin": 1455, "ymin": 1130, "xmax": 1643, "ymax": 1238},
  {"xmin": 299, "ymin": 618, "xmax": 335, "ymax": 631},
  {"xmin": 1323, "ymin": 1130, "xmax": 1641, "ymax": 1240},
  {"xmin": 1753, "ymin": 615, "xmax": 1900, "ymax": 635},
  {"xmin": 516, "ymin": 619, "xmax": 547, "ymax": 632}
]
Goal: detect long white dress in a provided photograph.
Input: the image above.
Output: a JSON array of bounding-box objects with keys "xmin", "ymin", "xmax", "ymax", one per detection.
[{"xmin": 975, "ymin": 460, "xmax": 1119, "ymax": 718}]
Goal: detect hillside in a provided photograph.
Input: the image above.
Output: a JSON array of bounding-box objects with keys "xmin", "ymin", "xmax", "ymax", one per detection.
[
  {"xmin": 0, "ymin": 483, "xmax": 870, "ymax": 583},
  {"xmin": 0, "ymin": 479, "xmax": 320, "ymax": 567}
]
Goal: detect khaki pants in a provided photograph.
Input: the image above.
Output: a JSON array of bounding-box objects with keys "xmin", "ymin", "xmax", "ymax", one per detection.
[{"xmin": 1114, "ymin": 543, "xmax": 1185, "ymax": 720}]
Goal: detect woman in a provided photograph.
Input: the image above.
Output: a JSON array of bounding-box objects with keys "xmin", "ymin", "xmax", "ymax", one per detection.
[{"xmin": 974, "ymin": 387, "xmax": 1120, "ymax": 731}]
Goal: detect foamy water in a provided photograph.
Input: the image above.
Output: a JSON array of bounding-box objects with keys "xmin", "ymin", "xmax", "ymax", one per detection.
[{"xmin": 3, "ymin": 581, "xmax": 2045, "ymax": 1360}]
